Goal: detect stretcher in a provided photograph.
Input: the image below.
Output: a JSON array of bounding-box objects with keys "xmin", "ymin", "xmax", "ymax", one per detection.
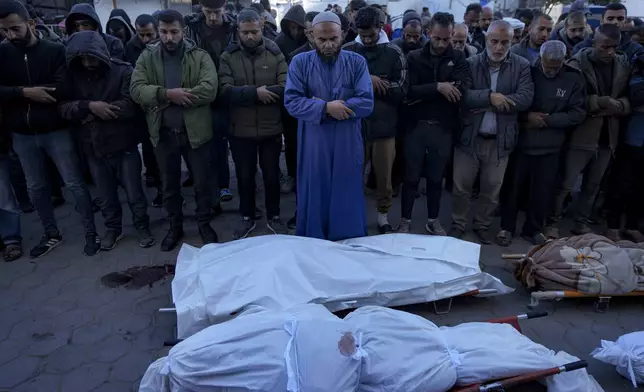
[
  {"xmin": 504, "ymin": 253, "xmax": 644, "ymax": 312},
  {"xmin": 450, "ymin": 311, "xmax": 589, "ymax": 392}
]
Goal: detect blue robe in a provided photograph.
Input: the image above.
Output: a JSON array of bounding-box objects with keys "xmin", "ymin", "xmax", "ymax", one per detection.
[{"xmin": 285, "ymin": 50, "xmax": 374, "ymax": 241}]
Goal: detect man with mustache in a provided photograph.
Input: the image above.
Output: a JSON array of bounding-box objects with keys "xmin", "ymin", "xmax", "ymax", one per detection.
[
  {"xmin": 554, "ymin": 11, "xmax": 588, "ymax": 57},
  {"xmin": 130, "ymin": 10, "xmax": 219, "ymax": 251},
  {"xmin": 546, "ymin": 24, "xmax": 631, "ymax": 239},
  {"xmin": 218, "ymin": 9, "xmax": 288, "ymax": 239},
  {"xmin": 452, "ymin": 23, "xmax": 478, "ymax": 58},
  {"xmin": 450, "ymin": 20, "xmax": 534, "ymax": 243},
  {"xmin": 511, "ymin": 11, "xmax": 554, "ymax": 65},
  {"xmin": 496, "ymin": 40, "xmax": 586, "ymax": 247},
  {"xmin": 391, "ymin": 11, "xmax": 426, "ymax": 55},
  {"xmin": 284, "ymin": 11, "xmax": 374, "ymax": 241},
  {"xmin": 0, "ymin": 0, "xmax": 99, "ymax": 258},
  {"xmin": 58, "ymin": 30, "xmax": 154, "ymax": 251}
]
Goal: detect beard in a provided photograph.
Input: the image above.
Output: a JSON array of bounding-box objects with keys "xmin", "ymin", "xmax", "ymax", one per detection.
[
  {"xmin": 404, "ymin": 41, "xmax": 421, "ymax": 51},
  {"xmin": 316, "ymin": 46, "xmax": 340, "ymax": 63},
  {"xmin": 162, "ymin": 39, "xmax": 182, "ymax": 53},
  {"xmin": 241, "ymin": 38, "xmax": 260, "ymax": 51},
  {"xmin": 10, "ymin": 27, "xmax": 32, "ymax": 48}
]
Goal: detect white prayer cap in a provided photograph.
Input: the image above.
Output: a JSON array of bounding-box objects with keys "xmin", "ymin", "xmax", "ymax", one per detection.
[
  {"xmin": 503, "ymin": 17, "xmax": 525, "ymax": 31},
  {"xmin": 312, "ymin": 11, "xmax": 341, "ymax": 26}
]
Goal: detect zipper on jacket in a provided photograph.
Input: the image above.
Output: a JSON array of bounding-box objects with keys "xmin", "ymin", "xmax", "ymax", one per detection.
[
  {"xmin": 24, "ymin": 54, "xmax": 32, "ymax": 130},
  {"xmin": 251, "ymin": 54, "xmax": 258, "ymax": 138}
]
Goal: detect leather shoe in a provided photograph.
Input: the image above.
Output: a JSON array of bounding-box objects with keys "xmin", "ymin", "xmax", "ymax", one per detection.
[
  {"xmin": 161, "ymin": 228, "xmax": 184, "ymax": 252},
  {"xmin": 199, "ymin": 224, "xmax": 219, "ymax": 244}
]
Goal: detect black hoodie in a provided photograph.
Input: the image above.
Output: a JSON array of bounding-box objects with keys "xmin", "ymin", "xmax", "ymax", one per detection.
[
  {"xmin": 65, "ymin": 4, "xmax": 126, "ymax": 61},
  {"xmin": 185, "ymin": 12, "xmax": 238, "ymax": 69},
  {"xmin": 275, "ymin": 5, "xmax": 307, "ymax": 57},
  {"xmin": 106, "ymin": 8, "xmax": 136, "ymax": 45},
  {"xmin": 58, "ymin": 31, "xmax": 137, "ymax": 157}
]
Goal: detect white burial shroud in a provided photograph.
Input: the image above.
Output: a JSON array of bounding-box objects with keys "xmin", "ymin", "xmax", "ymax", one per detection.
[{"xmin": 172, "ymin": 234, "xmax": 513, "ymax": 338}]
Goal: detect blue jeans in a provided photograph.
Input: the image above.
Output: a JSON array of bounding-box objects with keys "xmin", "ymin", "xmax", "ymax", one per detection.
[
  {"xmin": 12, "ymin": 130, "xmax": 96, "ymax": 236},
  {"xmin": 0, "ymin": 154, "xmax": 21, "ymax": 245},
  {"xmin": 86, "ymin": 148, "xmax": 149, "ymax": 232}
]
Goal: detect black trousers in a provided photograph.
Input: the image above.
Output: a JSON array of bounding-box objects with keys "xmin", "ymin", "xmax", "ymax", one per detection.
[
  {"xmin": 606, "ymin": 144, "xmax": 644, "ymax": 230},
  {"xmin": 282, "ymin": 108, "xmax": 298, "ymax": 180},
  {"xmin": 500, "ymin": 151, "xmax": 559, "ymax": 236},
  {"xmin": 155, "ymin": 130, "xmax": 212, "ymax": 227},
  {"xmin": 401, "ymin": 122, "xmax": 452, "ymax": 220},
  {"xmin": 230, "ymin": 135, "xmax": 282, "ymax": 219},
  {"xmin": 141, "ymin": 136, "xmax": 160, "ymax": 182}
]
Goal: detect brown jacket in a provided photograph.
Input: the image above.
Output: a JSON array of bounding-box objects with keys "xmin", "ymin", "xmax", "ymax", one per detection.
[
  {"xmin": 567, "ymin": 48, "xmax": 631, "ymax": 152},
  {"xmin": 218, "ymin": 38, "xmax": 288, "ymax": 138}
]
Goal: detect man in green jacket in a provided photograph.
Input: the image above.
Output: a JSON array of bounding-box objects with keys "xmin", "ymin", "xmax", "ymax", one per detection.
[
  {"xmin": 130, "ymin": 9, "xmax": 219, "ymax": 251},
  {"xmin": 218, "ymin": 9, "xmax": 288, "ymax": 239}
]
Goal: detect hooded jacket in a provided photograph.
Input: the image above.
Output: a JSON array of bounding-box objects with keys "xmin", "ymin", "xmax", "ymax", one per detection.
[
  {"xmin": 343, "ymin": 34, "xmax": 408, "ymax": 140},
  {"xmin": 65, "ymin": 4, "xmax": 126, "ymax": 61},
  {"xmin": 518, "ymin": 62, "xmax": 587, "ymax": 155},
  {"xmin": 35, "ymin": 24, "xmax": 63, "ymax": 45},
  {"xmin": 106, "ymin": 9, "xmax": 136, "ymax": 45},
  {"xmin": 0, "ymin": 38, "xmax": 67, "ymax": 135},
  {"xmin": 461, "ymin": 52, "xmax": 535, "ymax": 159},
  {"xmin": 218, "ymin": 39, "xmax": 287, "ymax": 138},
  {"xmin": 130, "ymin": 39, "xmax": 218, "ymax": 149},
  {"xmin": 263, "ymin": 11, "xmax": 279, "ymax": 41},
  {"xmin": 58, "ymin": 31, "xmax": 137, "ymax": 157},
  {"xmin": 553, "ymin": 27, "xmax": 585, "ymax": 57},
  {"xmin": 185, "ymin": 12, "xmax": 238, "ymax": 70},
  {"xmin": 566, "ymin": 47, "xmax": 631, "ymax": 152},
  {"xmin": 275, "ymin": 5, "xmax": 307, "ymax": 58},
  {"xmin": 572, "ymin": 32, "xmax": 644, "ymax": 61}
]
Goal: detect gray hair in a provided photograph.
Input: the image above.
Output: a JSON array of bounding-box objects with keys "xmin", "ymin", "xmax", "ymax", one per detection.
[
  {"xmin": 540, "ymin": 40, "xmax": 567, "ymax": 61},
  {"xmin": 454, "ymin": 22, "xmax": 469, "ymax": 35},
  {"xmin": 488, "ymin": 19, "xmax": 513, "ymax": 33}
]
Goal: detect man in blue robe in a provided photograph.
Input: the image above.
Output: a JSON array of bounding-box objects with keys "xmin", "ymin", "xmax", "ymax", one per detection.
[{"xmin": 285, "ymin": 11, "xmax": 374, "ymax": 241}]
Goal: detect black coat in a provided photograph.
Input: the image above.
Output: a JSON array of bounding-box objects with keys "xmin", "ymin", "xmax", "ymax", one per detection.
[
  {"xmin": 185, "ymin": 12, "xmax": 238, "ymax": 70},
  {"xmin": 406, "ymin": 45, "xmax": 471, "ymax": 133},
  {"xmin": 58, "ymin": 31, "xmax": 138, "ymax": 157},
  {"xmin": 275, "ymin": 5, "xmax": 307, "ymax": 58},
  {"xmin": 65, "ymin": 3, "xmax": 126, "ymax": 61}
]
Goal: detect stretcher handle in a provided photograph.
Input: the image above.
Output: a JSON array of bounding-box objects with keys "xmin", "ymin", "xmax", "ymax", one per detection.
[
  {"xmin": 502, "ymin": 253, "xmax": 526, "ymax": 260},
  {"xmin": 562, "ymin": 360, "xmax": 588, "ymax": 372},
  {"xmin": 524, "ymin": 311, "xmax": 548, "ymax": 319}
]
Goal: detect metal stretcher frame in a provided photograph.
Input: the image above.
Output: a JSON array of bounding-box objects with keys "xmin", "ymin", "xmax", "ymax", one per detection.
[
  {"xmin": 449, "ymin": 311, "xmax": 589, "ymax": 392},
  {"xmin": 503, "ymin": 253, "xmax": 644, "ymax": 312}
]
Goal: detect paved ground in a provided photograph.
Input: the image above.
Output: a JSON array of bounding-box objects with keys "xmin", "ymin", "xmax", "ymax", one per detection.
[{"xmin": 0, "ymin": 167, "xmax": 642, "ymax": 392}]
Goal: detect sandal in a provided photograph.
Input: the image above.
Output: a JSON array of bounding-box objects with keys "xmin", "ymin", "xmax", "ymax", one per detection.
[
  {"xmin": 3, "ymin": 243, "xmax": 23, "ymax": 262},
  {"xmin": 495, "ymin": 230, "xmax": 513, "ymax": 247}
]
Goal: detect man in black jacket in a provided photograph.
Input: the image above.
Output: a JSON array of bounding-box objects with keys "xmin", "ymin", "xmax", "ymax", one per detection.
[
  {"xmin": 185, "ymin": 0, "xmax": 237, "ymax": 206},
  {"xmin": 125, "ymin": 13, "xmax": 163, "ymax": 208},
  {"xmin": 399, "ymin": 12, "xmax": 471, "ymax": 235},
  {"xmin": 0, "ymin": 109, "xmax": 23, "ymax": 261},
  {"xmin": 106, "ymin": 8, "xmax": 135, "ymax": 46},
  {"xmin": 391, "ymin": 11, "xmax": 426, "ymax": 55},
  {"xmin": 0, "ymin": 1, "xmax": 99, "ymax": 258},
  {"xmin": 288, "ymin": 11, "xmax": 319, "ymax": 61},
  {"xmin": 496, "ymin": 40, "xmax": 586, "ymax": 247},
  {"xmin": 59, "ymin": 30, "xmax": 154, "ymax": 251},
  {"xmin": 343, "ymin": 6, "xmax": 407, "ymax": 233},
  {"xmin": 65, "ymin": 3, "xmax": 126, "ymax": 61},
  {"xmin": 463, "ymin": 3, "xmax": 485, "ymax": 51}
]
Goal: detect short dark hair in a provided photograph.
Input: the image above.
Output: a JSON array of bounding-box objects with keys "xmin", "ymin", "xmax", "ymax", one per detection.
[
  {"xmin": 515, "ymin": 8, "xmax": 534, "ymax": 21},
  {"xmin": 199, "ymin": 0, "xmax": 226, "ymax": 9},
  {"xmin": 565, "ymin": 11, "xmax": 586, "ymax": 26},
  {"xmin": 596, "ymin": 22, "xmax": 622, "ymax": 41},
  {"xmin": 0, "ymin": 0, "xmax": 30, "ymax": 21},
  {"xmin": 603, "ymin": 2, "xmax": 627, "ymax": 18},
  {"xmin": 135, "ymin": 14, "xmax": 157, "ymax": 28},
  {"xmin": 249, "ymin": 3, "xmax": 264, "ymax": 14},
  {"xmin": 237, "ymin": 9, "xmax": 261, "ymax": 24},
  {"xmin": 465, "ymin": 3, "xmax": 482, "ymax": 15},
  {"xmin": 156, "ymin": 9, "xmax": 185, "ymax": 27},
  {"xmin": 305, "ymin": 11, "xmax": 319, "ymax": 23},
  {"xmin": 348, "ymin": 0, "xmax": 367, "ymax": 12},
  {"xmin": 354, "ymin": 6, "xmax": 380, "ymax": 29},
  {"xmin": 430, "ymin": 12, "xmax": 454, "ymax": 30},
  {"xmin": 530, "ymin": 11, "xmax": 552, "ymax": 26}
]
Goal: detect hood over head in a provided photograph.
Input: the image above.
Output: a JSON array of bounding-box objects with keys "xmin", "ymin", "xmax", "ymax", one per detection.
[
  {"xmin": 66, "ymin": 3, "xmax": 103, "ymax": 33},
  {"xmin": 109, "ymin": 8, "xmax": 133, "ymax": 27},
  {"xmin": 106, "ymin": 14, "xmax": 135, "ymax": 41},
  {"xmin": 65, "ymin": 30, "xmax": 111, "ymax": 71},
  {"xmin": 280, "ymin": 5, "xmax": 306, "ymax": 31},
  {"xmin": 264, "ymin": 11, "xmax": 277, "ymax": 29}
]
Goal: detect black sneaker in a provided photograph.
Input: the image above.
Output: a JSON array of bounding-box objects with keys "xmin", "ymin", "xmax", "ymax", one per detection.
[
  {"xmin": 233, "ymin": 217, "xmax": 256, "ymax": 240},
  {"xmin": 30, "ymin": 234, "xmax": 63, "ymax": 258},
  {"xmin": 161, "ymin": 227, "xmax": 184, "ymax": 252},
  {"xmin": 448, "ymin": 227, "xmax": 465, "ymax": 239},
  {"xmin": 474, "ymin": 229, "xmax": 492, "ymax": 245},
  {"xmin": 137, "ymin": 227, "xmax": 156, "ymax": 248},
  {"xmin": 199, "ymin": 224, "xmax": 219, "ymax": 244},
  {"xmin": 100, "ymin": 231, "xmax": 123, "ymax": 251},
  {"xmin": 267, "ymin": 216, "xmax": 288, "ymax": 235},
  {"xmin": 151, "ymin": 190, "xmax": 163, "ymax": 208},
  {"xmin": 287, "ymin": 215, "xmax": 297, "ymax": 230},
  {"xmin": 84, "ymin": 234, "xmax": 101, "ymax": 256}
]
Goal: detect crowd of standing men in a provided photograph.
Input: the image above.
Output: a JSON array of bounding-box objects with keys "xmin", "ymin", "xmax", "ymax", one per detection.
[{"xmin": 1, "ymin": 0, "xmax": 643, "ymax": 263}]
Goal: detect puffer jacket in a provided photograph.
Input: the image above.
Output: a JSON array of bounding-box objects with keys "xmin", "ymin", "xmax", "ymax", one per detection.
[
  {"xmin": 566, "ymin": 47, "xmax": 631, "ymax": 152},
  {"xmin": 106, "ymin": 9, "xmax": 136, "ymax": 45},
  {"xmin": 218, "ymin": 39, "xmax": 287, "ymax": 138},
  {"xmin": 343, "ymin": 34, "xmax": 408, "ymax": 140},
  {"xmin": 518, "ymin": 62, "xmax": 587, "ymax": 155},
  {"xmin": 130, "ymin": 39, "xmax": 218, "ymax": 149},
  {"xmin": 275, "ymin": 5, "xmax": 307, "ymax": 57},
  {"xmin": 461, "ymin": 52, "xmax": 535, "ymax": 159},
  {"xmin": 58, "ymin": 30, "xmax": 138, "ymax": 157},
  {"xmin": 65, "ymin": 3, "xmax": 126, "ymax": 61}
]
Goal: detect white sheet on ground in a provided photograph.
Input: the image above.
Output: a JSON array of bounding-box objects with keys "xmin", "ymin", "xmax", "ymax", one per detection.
[
  {"xmin": 592, "ymin": 331, "xmax": 644, "ymax": 387},
  {"xmin": 547, "ymin": 351, "xmax": 605, "ymax": 392},
  {"xmin": 172, "ymin": 234, "xmax": 513, "ymax": 338}
]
